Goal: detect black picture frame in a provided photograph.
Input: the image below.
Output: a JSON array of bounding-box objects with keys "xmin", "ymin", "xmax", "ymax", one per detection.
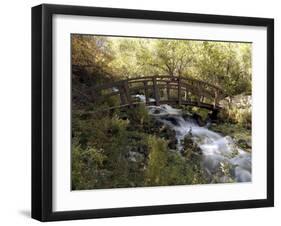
[{"xmin": 32, "ymin": 4, "xmax": 274, "ymax": 222}]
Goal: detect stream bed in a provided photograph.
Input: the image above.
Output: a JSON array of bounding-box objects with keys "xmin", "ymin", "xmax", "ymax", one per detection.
[{"xmin": 146, "ymin": 103, "xmax": 252, "ymax": 183}]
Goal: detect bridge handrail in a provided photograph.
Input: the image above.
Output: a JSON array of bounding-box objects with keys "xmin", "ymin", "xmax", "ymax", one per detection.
[
  {"xmin": 92, "ymin": 75, "xmax": 226, "ymax": 96},
  {"xmin": 86, "ymin": 75, "xmax": 228, "ymax": 111},
  {"xmin": 128, "ymin": 75, "xmax": 223, "ymax": 92}
]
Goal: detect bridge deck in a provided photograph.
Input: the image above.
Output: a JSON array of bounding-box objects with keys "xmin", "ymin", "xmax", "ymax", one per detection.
[{"xmin": 73, "ymin": 100, "xmax": 220, "ymax": 116}]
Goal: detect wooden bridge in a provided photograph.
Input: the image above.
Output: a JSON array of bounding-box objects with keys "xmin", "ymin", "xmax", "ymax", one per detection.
[{"xmin": 88, "ymin": 75, "xmax": 227, "ymax": 111}]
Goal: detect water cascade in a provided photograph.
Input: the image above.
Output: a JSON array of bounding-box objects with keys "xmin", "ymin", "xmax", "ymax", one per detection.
[{"xmin": 135, "ymin": 95, "xmax": 251, "ymax": 183}]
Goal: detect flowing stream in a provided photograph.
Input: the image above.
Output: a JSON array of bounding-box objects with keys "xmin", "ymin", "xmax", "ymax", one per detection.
[{"xmin": 134, "ymin": 95, "xmax": 252, "ymax": 183}]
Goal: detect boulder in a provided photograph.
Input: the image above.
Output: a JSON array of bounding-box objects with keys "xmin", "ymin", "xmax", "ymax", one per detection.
[{"xmin": 237, "ymin": 139, "xmax": 251, "ymax": 149}]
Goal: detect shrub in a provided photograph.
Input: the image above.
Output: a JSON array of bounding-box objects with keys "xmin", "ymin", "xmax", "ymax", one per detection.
[
  {"xmin": 72, "ymin": 143, "xmax": 107, "ymax": 190},
  {"xmin": 145, "ymin": 136, "xmax": 168, "ymax": 185},
  {"xmin": 126, "ymin": 104, "xmax": 150, "ymax": 126},
  {"xmin": 145, "ymin": 135, "xmax": 207, "ymax": 186},
  {"xmin": 226, "ymin": 107, "xmax": 251, "ymax": 129}
]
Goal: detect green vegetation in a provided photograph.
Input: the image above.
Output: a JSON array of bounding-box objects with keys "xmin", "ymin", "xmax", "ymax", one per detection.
[
  {"xmin": 72, "ymin": 103, "xmax": 206, "ymax": 189},
  {"xmin": 71, "ymin": 34, "xmax": 252, "ymax": 190},
  {"xmin": 145, "ymin": 136, "xmax": 206, "ymax": 186},
  {"xmin": 223, "ymin": 107, "xmax": 251, "ymax": 129}
]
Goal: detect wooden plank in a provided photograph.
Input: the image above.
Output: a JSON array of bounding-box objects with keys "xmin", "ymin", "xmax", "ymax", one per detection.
[
  {"xmin": 157, "ymin": 100, "xmax": 220, "ymax": 110},
  {"xmin": 75, "ymin": 99, "xmax": 221, "ymax": 115},
  {"xmin": 152, "ymin": 77, "xmax": 160, "ymax": 106}
]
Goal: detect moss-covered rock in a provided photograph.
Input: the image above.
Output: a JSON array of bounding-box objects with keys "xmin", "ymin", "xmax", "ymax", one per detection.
[{"xmin": 181, "ymin": 132, "xmax": 202, "ymax": 159}]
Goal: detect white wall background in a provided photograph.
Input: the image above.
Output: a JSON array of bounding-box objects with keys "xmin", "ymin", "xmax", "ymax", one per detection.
[{"xmin": 0, "ymin": 0, "xmax": 279, "ymax": 225}]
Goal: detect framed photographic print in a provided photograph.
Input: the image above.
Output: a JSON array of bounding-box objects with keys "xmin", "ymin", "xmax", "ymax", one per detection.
[{"xmin": 32, "ymin": 4, "xmax": 274, "ymax": 221}]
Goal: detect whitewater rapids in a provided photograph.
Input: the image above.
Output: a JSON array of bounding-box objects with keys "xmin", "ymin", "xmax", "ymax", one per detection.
[{"xmin": 139, "ymin": 99, "xmax": 252, "ymax": 183}]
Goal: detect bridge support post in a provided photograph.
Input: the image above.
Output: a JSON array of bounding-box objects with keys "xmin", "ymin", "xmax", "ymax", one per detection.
[
  {"xmin": 178, "ymin": 77, "xmax": 182, "ymax": 105},
  {"xmin": 197, "ymin": 96, "xmax": 201, "ymax": 107},
  {"xmin": 143, "ymin": 81, "xmax": 149, "ymax": 104},
  {"xmin": 186, "ymin": 86, "xmax": 190, "ymax": 103},
  {"xmin": 119, "ymin": 90, "xmax": 127, "ymax": 105},
  {"xmin": 123, "ymin": 81, "xmax": 132, "ymax": 108},
  {"xmin": 201, "ymin": 96, "xmax": 205, "ymax": 103},
  {"xmin": 152, "ymin": 77, "xmax": 160, "ymax": 106},
  {"xmin": 213, "ymin": 91, "xmax": 218, "ymax": 108},
  {"xmin": 166, "ymin": 82, "xmax": 170, "ymax": 101}
]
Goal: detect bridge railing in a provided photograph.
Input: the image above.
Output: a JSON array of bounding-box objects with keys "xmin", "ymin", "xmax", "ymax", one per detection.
[{"xmin": 90, "ymin": 75, "xmax": 227, "ymax": 110}]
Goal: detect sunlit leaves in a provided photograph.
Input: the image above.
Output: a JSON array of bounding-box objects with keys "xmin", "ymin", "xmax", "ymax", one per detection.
[{"xmin": 72, "ymin": 35, "xmax": 252, "ymax": 95}]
